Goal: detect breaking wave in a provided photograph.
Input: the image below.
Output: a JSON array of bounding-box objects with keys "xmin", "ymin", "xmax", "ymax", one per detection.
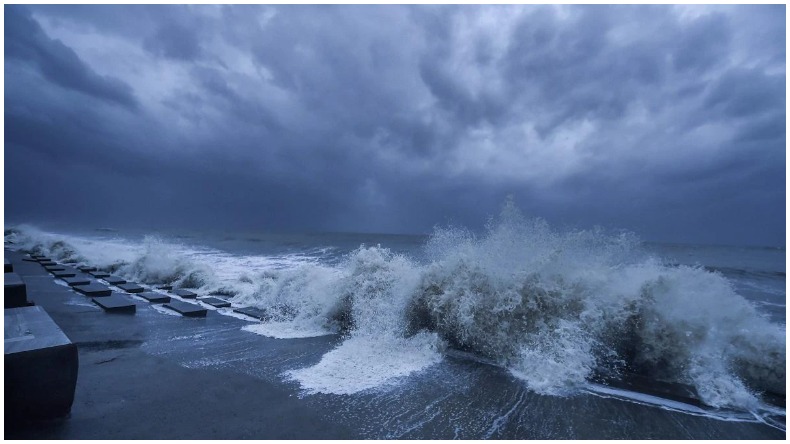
[{"xmin": 5, "ymin": 201, "xmax": 785, "ymax": 411}]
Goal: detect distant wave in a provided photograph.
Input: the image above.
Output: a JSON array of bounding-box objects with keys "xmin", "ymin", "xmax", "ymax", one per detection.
[{"xmin": 5, "ymin": 203, "xmax": 785, "ymax": 412}]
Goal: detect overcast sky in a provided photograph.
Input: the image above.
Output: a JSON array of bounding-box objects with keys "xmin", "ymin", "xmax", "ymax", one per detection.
[{"xmin": 5, "ymin": 4, "xmax": 786, "ymax": 246}]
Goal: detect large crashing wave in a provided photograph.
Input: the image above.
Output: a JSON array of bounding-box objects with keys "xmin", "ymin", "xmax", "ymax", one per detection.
[{"xmin": 5, "ymin": 203, "xmax": 785, "ymax": 409}]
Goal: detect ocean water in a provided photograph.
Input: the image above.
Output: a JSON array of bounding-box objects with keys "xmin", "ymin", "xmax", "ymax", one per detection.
[{"xmin": 5, "ymin": 203, "xmax": 786, "ymax": 434}]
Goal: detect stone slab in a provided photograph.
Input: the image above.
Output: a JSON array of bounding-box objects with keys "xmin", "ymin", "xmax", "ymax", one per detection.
[
  {"xmin": 116, "ymin": 283, "xmax": 144, "ymax": 293},
  {"xmin": 63, "ymin": 277, "xmax": 91, "ymax": 287},
  {"xmin": 5, "ymin": 258, "xmax": 12, "ymax": 273},
  {"xmin": 5, "ymin": 272, "xmax": 28, "ymax": 308},
  {"xmin": 89, "ymin": 271, "xmax": 110, "ymax": 278},
  {"xmin": 39, "ymin": 261, "xmax": 57, "ymax": 267},
  {"xmin": 233, "ymin": 307, "xmax": 270, "ymax": 321},
  {"xmin": 163, "ymin": 300, "xmax": 207, "ymax": 317},
  {"xmin": 170, "ymin": 289, "xmax": 197, "ymax": 299},
  {"xmin": 91, "ymin": 294, "xmax": 136, "ymax": 314},
  {"xmin": 22, "ymin": 257, "xmax": 39, "ymax": 262},
  {"xmin": 156, "ymin": 284, "xmax": 173, "ymax": 291},
  {"xmin": 73, "ymin": 283, "xmax": 112, "ymax": 297},
  {"xmin": 5, "ymin": 305, "xmax": 78, "ymax": 420},
  {"xmin": 104, "ymin": 276, "xmax": 127, "ymax": 285},
  {"xmin": 34, "ymin": 257, "xmax": 52, "ymax": 262},
  {"xmin": 44, "ymin": 265, "xmax": 66, "ymax": 272},
  {"xmin": 78, "ymin": 266, "xmax": 97, "ymax": 272},
  {"xmin": 200, "ymin": 297, "xmax": 231, "ymax": 308},
  {"xmin": 52, "ymin": 269, "xmax": 77, "ymax": 278},
  {"xmin": 137, "ymin": 292, "xmax": 171, "ymax": 304}
]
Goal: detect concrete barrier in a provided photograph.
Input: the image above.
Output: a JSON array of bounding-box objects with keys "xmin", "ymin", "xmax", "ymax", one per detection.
[
  {"xmin": 116, "ymin": 283, "xmax": 144, "ymax": 293},
  {"xmin": 91, "ymin": 294, "xmax": 136, "ymax": 314},
  {"xmin": 170, "ymin": 289, "xmax": 197, "ymax": 299},
  {"xmin": 5, "ymin": 273, "xmax": 28, "ymax": 308},
  {"xmin": 164, "ymin": 300, "xmax": 207, "ymax": 317},
  {"xmin": 73, "ymin": 283, "xmax": 112, "ymax": 297},
  {"xmin": 104, "ymin": 276, "xmax": 126, "ymax": 285},
  {"xmin": 52, "ymin": 270, "xmax": 77, "ymax": 278},
  {"xmin": 63, "ymin": 277, "xmax": 91, "ymax": 287},
  {"xmin": 5, "ymin": 305, "xmax": 78, "ymax": 421},
  {"xmin": 233, "ymin": 307, "xmax": 270, "ymax": 321},
  {"xmin": 200, "ymin": 297, "xmax": 231, "ymax": 308},
  {"xmin": 138, "ymin": 292, "xmax": 171, "ymax": 304}
]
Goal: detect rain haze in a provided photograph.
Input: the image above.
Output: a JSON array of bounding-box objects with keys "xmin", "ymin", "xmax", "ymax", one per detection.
[{"xmin": 5, "ymin": 4, "xmax": 786, "ymax": 247}]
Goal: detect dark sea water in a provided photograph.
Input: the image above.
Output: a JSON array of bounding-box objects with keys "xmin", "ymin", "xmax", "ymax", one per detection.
[{"xmin": 5, "ymin": 211, "xmax": 786, "ymax": 438}]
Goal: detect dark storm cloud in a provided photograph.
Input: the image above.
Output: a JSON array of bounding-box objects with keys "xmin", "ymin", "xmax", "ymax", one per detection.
[
  {"xmin": 5, "ymin": 5, "xmax": 786, "ymax": 246},
  {"xmin": 5, "ymin": 5, "xmax": 138, "ymax": 110}
]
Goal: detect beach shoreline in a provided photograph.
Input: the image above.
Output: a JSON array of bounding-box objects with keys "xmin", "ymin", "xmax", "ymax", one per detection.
[{"xmin": 4, "ymin": 248, "xmax": 785, "ymax": 439}]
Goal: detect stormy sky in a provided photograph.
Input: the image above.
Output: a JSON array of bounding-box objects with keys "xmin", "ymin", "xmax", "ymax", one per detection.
[{"xmin": 4, "ymin": 4, "xmax": 786, "ymax": 246}]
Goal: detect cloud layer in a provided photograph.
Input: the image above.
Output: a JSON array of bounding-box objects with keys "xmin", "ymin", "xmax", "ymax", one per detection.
[{"xmin": 5, "ymin": 5, "xmax": 785, "ymax": 246}]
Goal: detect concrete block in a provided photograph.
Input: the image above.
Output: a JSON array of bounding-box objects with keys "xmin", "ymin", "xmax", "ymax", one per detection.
[
  {"xmin": 91, "ymin": 294, "xmax": 136, "ymax": 314},
  {"xmin": 157, "ymin": 285, "xmax": 173, "ymax": 291},
  {"xmin": 200, "ymin": 297, "xmax": 231, "ymax": 308},
  {"xmin": 78, "ymin": 266, "xmax": 97, "ymax": 272},
  {"xmin": 170, "ymin": 289, "xmax": 197, "ymax": 299},
  {"xmin": 63, "ymin": 277, "xmax": 91, "ymax": 287},
  {"xmin": 89, "ymin": 271, "xmax": 110, "ymax": 278},
  {"xmin": 44, "ymin": 265, "xmax": 66, "ymax": 272},
  {"xmin": 103, "ymin": 276, "xmax": 126, "ymax": 285},
  {"xmin": 5, "ymin": 305, "xmax": 78, "ymax": 420},
  {"xmin": 22, "ymin": 257, "xmax": 39, "ymax": 262},
  {"xmin": 116, "ymin": 283, "xmax": 144, "ymax": 293},
  {"xmin": 33, "ymin": 257, "xmax": 51, "ymax": 262},
  {"xmin": 39, "ymin": 261, "xmax": 57, "ymax": 267},
  {"xmin": 164, "ymin": 300, "xmax": 207, "ymax": 317},
  {"xmin": 138, "ymin": 292, "xmax": 171, "ymax": 304},
  {"xmin": 233, "ymin": 307, "xmax": 270, "ymax": 321},
  {"xmin": 5, "ymin": 273, "xmax": 28, "ymax": 308},
  {"xmin": 51, "ymin": 269, "xmax": 77, "ymax": 278},
  {"xmin": 5, "ymin": 258, "xmax": 12, "ymax": 273},
  {"xmin": 73, "ymin": 283, "xmax": 112, "ymax": 297}
]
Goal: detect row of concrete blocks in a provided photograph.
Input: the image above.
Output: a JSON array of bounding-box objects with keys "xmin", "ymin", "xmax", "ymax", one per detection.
[
  {"xmin": 22, "ymin": 254, "xmax": 270, "ymax": 320},
  {"xmin": 6, "ymin": 253, "xmax": 77, "ymax": 423}
]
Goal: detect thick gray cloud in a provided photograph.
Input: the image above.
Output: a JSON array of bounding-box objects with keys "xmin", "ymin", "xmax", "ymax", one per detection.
[{"xmin": 4, "ymin": 4, "xmax": 785, "ymax": 246}]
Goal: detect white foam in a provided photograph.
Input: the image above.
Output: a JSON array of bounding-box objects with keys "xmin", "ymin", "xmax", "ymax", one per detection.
[
  {"xmin": 242, "ymin": 321, "xmax": 332, "ymax": 339},
  {"xmin": 285, "ymin": 333, "xmax": 443, "ymax": 395}
]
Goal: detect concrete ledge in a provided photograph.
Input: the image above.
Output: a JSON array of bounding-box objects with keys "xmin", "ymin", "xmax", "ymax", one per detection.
[
  {"xmin": 138, "ymin": 292, "xmax": 171, "ymax": 304},
  {"xmin": 45, "ymin": 265, "xmax": 66, "ymax": 272},
  {"xmin": 89, "ymin": 271, "xmax": 110, "ymax": 278},
  {"xmin": 73, "ymin": 283, "xmax": 112, "ymax": 297},
  {"xmin": 52, "ymin": 270, "xmax": 77, "ymax": 278},
  {"xmin": 104, "ymin": 276, "xmax": 126, "ymax": 285},
  {"xmin": 164, "ymin": 300, "xmax": 207, "ymax": 317},
  {"xmin": 5, "ymin": 306, "xmax": 78, "ymax": 421},
  {"xmin": 91, "ymin": 294, "xmax": 136, "ymax": 314},
  {"xmin": 63, "ymin": 277, "xmax": 91, "ymax": 287},
  {"xmin": 5, "ymin": 258, "xmax": 12, "ymax": 273},
  {"xmin": 156, "ymin": 285, "xmax": 173, "ymax": 291},
  {"xmin": 116, "ymin": 283, "xmax": 144, "ymax": 293},
  {"xmin": 78, "ymin": 266, "xmax": 97, "ymax": 272},
  {"xmin": 200, "ymin": 297, "xmax": 231, "ymax": 308},
  {"xmin": 5, "ymin": 273, "xmax": 28, "ymax": 308},
  {"xmin": 34, "ymin": 257, "xmax": 51, "ymax": 263},
  {"xmin": 170, "ymin": 289, "xmax": 197, "ymax": 299},
  {"xmin": 39, "ymin": 261, "xmax": 57, "ymax": 267},
  {"xmin": 233, "ymin": 307, "xmax": 270, "ymax": 321}
]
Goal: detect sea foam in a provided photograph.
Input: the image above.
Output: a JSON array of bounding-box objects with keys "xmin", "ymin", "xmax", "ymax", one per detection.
[{"xmin": 5, "ymin": 202, "xmax": 785, "ymax": 410}]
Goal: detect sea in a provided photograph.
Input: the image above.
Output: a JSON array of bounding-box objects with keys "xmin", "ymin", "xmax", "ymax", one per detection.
[{"xmin": 4, "ymin": 206, "xmax": 786, "ymax": 438}]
